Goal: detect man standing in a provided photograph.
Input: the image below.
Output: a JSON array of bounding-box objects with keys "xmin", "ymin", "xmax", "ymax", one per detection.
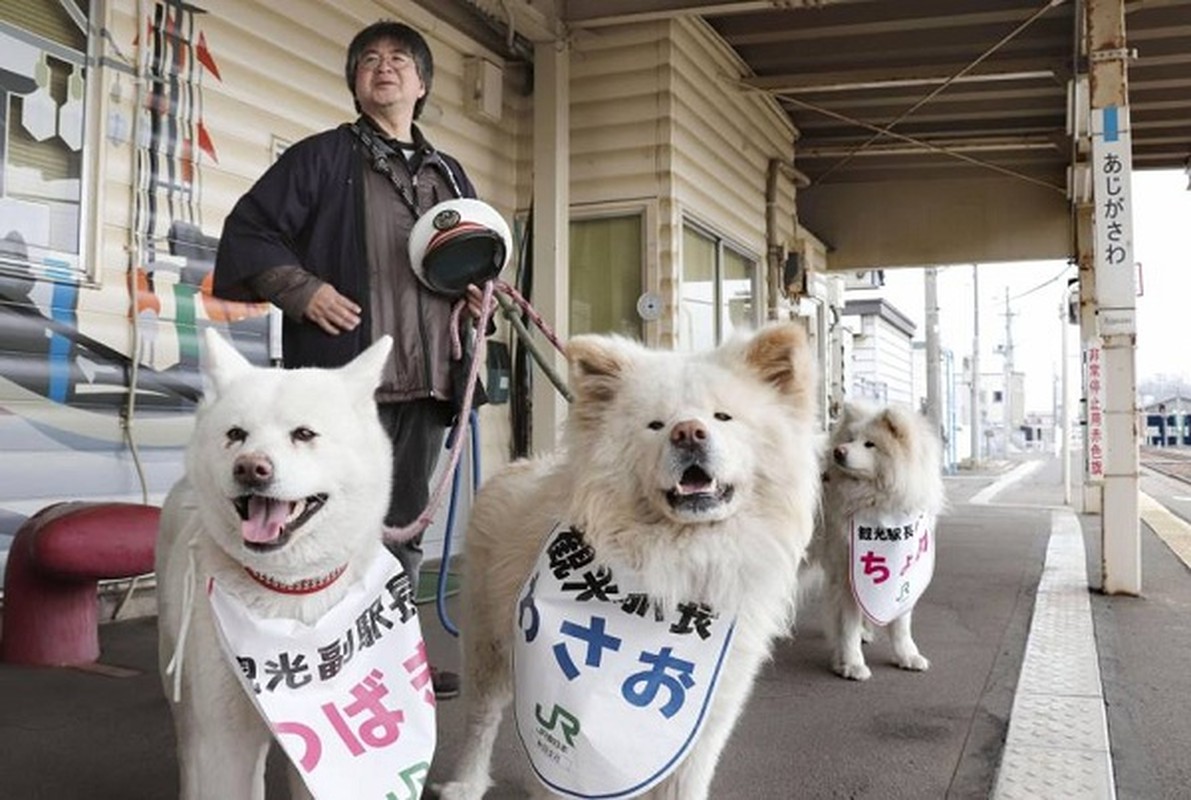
[{"xmin": 213, "ymin": 20, "xmax": 482, "ymax": 699}]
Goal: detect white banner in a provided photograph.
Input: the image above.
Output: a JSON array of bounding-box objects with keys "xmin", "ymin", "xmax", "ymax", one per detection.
[
  {"xmin": 209, "ymin": 551, "xmax": 435, "ymax": 800},
  {"xmin": 513, "ymin": 524, "xmax": 735, "ymax": 799},
  {"xmin": 1091, "ymin": 104, "xmax": 1137, "ymax": 333},
  {"xmin": 848, "ymin": 512, "xmax": 935, "ymax": 626}
]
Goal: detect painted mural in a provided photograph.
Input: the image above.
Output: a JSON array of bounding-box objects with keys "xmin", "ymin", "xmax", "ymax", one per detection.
[{"xmin": 0, "ymin": 1, "xmax": 269, "ymax": 560}]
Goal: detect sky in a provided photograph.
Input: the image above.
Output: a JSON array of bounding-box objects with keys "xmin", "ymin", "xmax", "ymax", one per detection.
[{"xmin": 876, "ymin": 168, "xmax": 1190, "ymax": 414}]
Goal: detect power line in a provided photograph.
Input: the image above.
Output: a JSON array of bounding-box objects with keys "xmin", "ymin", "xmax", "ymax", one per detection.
[{"xmin": 1010, "ymin": 264, "xmax": 1074, "ymax": 302}]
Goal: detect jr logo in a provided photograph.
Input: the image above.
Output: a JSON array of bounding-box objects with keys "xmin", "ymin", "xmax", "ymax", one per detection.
[
  {"xmin": 384, "ymin": 761, "xmax": 429, "ymax": 800},
  {"xmin": 535, "ymin": 703, "xmax": 581, "ymax": 747}
]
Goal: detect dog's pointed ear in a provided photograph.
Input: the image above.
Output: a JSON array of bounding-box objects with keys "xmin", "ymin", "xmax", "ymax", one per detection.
[
  {"xmin": 341, "ymin": 335, "xmax": 393, "ymax": 396},
  {"xmin": 836, "ymin": 402, "xmax": 856, "ymax": 430},
  {"xmin": 567, "ymin": 335, "xmax": 631, "ymax": 407},
  {"xmin": 878, "ymin": 405, "xmax": 915, "ymax": 444},
  {"xmin": 744, "ymin": 322, "xmax": 818, "ymax": 419},
  {"xmin": 201, "ymin": 328, "xmax": 253, "ymax": 397}
]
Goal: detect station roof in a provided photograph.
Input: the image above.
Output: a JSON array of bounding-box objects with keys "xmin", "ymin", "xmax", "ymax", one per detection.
[
  {"xmin": 562, "ymin": 0, "xmax": 1191, "ymax": 184},
  {"xmin": 425, "ymin": 0, "xmax": 1191, "ymax": 267}
]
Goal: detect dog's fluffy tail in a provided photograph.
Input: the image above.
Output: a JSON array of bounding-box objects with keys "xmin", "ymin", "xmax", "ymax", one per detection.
[{"xmin": 792, "ymin": 558, "xmax": 825, "ymax": 634}]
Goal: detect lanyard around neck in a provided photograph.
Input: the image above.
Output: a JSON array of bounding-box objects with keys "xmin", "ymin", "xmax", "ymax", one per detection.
[{"xmin": 349, "ymin": 121, "xmax": 465, "ymax": 217}]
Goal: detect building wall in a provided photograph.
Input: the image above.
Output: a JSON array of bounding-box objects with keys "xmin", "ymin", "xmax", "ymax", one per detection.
[
  {"xmin": 569, "ymin": 18, "xmax": 798, "ymax": 348},
  {"xmin": 0, "ymin": 0, "xmax": 524, "ymax": 552},
  {"xmin": 847, "ymin": 313, "xmax": 913, "ymax": 406},
  {"xmin": 843, "ymin": 300, "xmax": 915, "ymax": 407},
  {"xmin": 0, "ymin": 2, "xmax": 803, "ymax": 558}
]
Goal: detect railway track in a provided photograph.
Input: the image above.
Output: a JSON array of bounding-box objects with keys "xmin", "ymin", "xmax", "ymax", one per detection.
[{"xmin": 1141, "ymin": 447, "xmax": 1191, "ymax": 485}]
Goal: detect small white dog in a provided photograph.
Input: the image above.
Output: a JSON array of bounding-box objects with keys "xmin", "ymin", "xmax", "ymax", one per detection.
[
  {"xmin": 436, "ymin": 323, "xmax": 820, "ymax": 800},
  {"xmin": 805, "ymin": 402, "xmax": 945, "ymax": 681},
  {"xmin": 157, "ymin": 331, "xmax": 431, "ymax": 800}
]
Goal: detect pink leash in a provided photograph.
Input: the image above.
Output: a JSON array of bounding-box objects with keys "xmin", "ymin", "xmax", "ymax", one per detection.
[{"xmin": 382, "ymin": 280, "xmax": 566, "ymax": 545}]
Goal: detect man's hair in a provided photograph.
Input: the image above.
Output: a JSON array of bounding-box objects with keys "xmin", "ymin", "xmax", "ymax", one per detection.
[{"xmin": 345, "ymin": 20, "xmax": 433, "ymax": 119}]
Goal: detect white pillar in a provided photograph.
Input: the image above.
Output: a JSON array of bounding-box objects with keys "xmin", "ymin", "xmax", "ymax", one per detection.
[
  {"xmin": 530, "ymin": 40, "xmax": 571, "ymax": 455},
  {"xmin": 1088, "ymin": 0, "xmax": 1140, "ymax": 595}
]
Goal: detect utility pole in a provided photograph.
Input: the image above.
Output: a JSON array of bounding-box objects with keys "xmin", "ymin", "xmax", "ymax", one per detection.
[
  {"xmin": 1003, "ymin": 287, "xmax": 1015, "ymax": 456},
  {"xmin": 925, "ymin": 268, "xmax": 942, "ymax": 435},
  {"xmin": 1061, "ymin": 296, "xmax": 1071, "ymax": 505},
  {"xmin": 970, "ymin": 265, "xmax": 981, "ymax": 466}
]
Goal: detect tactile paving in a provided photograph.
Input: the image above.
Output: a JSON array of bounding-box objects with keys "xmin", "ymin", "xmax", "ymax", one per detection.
[{"xmin": 991, "ymin": 509, "xmax": 1115, "ymax": 800}]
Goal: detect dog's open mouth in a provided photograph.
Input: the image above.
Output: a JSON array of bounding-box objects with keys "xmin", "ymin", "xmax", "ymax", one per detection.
[
  {"xmin": 233, "ymin": 493, "xmax": 328, "ymax": 551},
  {"xmin": 665, "ymin": 465, "xmax": 735, "ymax": 514}
]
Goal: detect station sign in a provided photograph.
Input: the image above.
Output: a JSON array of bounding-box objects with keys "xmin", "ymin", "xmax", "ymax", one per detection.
[{"xmin": 1090, "ymin": 104, "xmax": 1136, "ymax": 336}]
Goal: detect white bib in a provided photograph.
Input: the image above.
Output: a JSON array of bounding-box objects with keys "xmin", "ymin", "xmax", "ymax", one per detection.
[
  {"xmin": 513, "ymin": 523, "xmax": 736, "ymax": 799},
  {"xmin": 208, "ymin": 549, "xmax": 435, "ymax": 800},
  {"xmin": 848, "ymin": 512, "xmax": 935, "ymax": 626}
]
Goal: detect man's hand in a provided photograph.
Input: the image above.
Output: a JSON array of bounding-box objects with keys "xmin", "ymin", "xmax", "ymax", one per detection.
[
  {"xmin": 465, "ymin": 284, "xmax": 488, "ymax": 320},
  {"xmin": 304, "ymin": 284, "xmax": 361, "ymax": 334}
]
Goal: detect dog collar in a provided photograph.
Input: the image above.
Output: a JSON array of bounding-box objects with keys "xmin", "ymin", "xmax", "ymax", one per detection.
[{"xmin": 243, "ymin": 563, "xmax": 348, "ymax": 595}]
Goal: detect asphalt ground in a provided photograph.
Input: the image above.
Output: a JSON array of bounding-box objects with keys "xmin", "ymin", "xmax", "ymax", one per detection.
[
  {"xmin": 0, "ymin": 453, "xmax": 1186, "ymax": 799},
  {"xmin": 1084, "ymin": 468, "xmax": 1191, "ymax": 800}
]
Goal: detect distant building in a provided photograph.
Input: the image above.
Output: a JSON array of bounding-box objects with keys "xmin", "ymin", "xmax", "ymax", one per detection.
[
  {"xmin": 1141, "ymin": 395, "xmax": 1191, "ymax": 446},
  {"xmin": 841, "ymin": 298, "xmax": 916, "ymax": 407}
]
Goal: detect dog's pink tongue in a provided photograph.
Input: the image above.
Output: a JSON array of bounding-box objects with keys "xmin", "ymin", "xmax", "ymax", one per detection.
[{"xmin": 242, "ymin": 496, "xmax": 290, "ymax": 543}]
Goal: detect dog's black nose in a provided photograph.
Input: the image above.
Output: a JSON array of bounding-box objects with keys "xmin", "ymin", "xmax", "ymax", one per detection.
[
  {"xmin": 833, "ymin": 445, "xmax": 848, "ymax": 465},
  {"xmin": 670, "ymin": 419, "xmax": 708, "ymax": 450},
  {"xmin": 233, "ymin": 453, "xmax": 274, "ymax": 487}
]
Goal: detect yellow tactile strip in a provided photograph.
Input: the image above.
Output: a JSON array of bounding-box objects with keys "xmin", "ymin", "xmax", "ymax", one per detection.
[
  {"xmin": 992, "ymin": 510, "xmax": 1114, "ymax": 800},
  {"xmin": 1139, "ymin": 492, "xmax": 1191, "ymax": 569}
]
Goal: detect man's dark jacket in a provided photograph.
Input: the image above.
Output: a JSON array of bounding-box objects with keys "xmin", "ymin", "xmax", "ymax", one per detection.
[{"xmin": 213, "ymin": 123, "xmax": 476, "ymax": 401}]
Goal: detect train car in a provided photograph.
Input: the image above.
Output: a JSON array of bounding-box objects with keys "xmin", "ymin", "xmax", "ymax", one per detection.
[{"xmin": 1144, "ymin": 413, "xmax": 1190, "ymax": 447}]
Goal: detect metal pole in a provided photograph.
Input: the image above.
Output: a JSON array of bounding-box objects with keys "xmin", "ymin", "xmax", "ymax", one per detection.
[
  {"xmin": 925, "ymin": 268, "xmax": 942, "ymax": 436},
  {"xmin": 970, "ymin": 265, "xmax": 982, "ymax": 465},
  {"xmin": 1061, "ymin": 298, "xmax": 1072, "ymax": 504},
  {"xmin": 496, "ymin": 292, "xmax": 574, "ymax": 403},
  {"xmin": 1003, "ymin": 287, "xmax": 1014, "ymax": 456}
]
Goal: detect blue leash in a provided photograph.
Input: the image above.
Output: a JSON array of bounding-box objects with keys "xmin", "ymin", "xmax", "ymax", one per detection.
[{"xmin": 436, "ymin": 408, "xmax": 480, "ymax": 637}]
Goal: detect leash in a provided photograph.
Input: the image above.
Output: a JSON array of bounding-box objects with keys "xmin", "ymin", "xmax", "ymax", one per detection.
[
  {"xmin": 382, "ymin": 280, "xmax": 571, "ymax": 547},
  {"xmin": 381, "ymin": 280, "xmax": 574, "ymax": 635}
]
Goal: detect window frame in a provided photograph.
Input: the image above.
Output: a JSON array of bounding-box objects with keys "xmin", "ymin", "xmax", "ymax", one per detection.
[
  {"xmin": 0, "ymin": 1, "xmax": 106, "ymax": 286},
  {"xmin": 568, "ymin": 200, "xmax": 654, "ymax": 341},
  {"xmin": 678, "ymin": 216, "xmax": 761, "ymax": 349}
]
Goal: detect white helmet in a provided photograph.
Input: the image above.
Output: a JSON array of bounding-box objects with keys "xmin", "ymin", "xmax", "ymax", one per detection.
[{"xmin": 408, "ymin": 198, "xmax": 512, "ymax": 297}]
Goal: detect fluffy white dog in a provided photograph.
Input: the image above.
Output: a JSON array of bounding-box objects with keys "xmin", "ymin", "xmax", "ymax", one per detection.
[
  {"xmin": 156, "ymin": 331, "xmax": 410, "ymax": 799},
  {"xmin": 806, "ymin": 402, "xmax": 945, "ymax": 681},
  {"xmin": 437, "ymin": 323, "xmax": 820, "ymax": 800}
]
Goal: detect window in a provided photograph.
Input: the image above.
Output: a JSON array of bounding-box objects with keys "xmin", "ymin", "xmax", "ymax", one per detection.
[
  {"xmin": 569, "ymin": 213, "xmax": 643, "ymax": 338},
  {"xmin": 679, "ymin": 221, "xmax": 758, "ymax": 349},
  {"xmin": 1, "ymin": 0, "xmax": 97, "ymax": 281}
]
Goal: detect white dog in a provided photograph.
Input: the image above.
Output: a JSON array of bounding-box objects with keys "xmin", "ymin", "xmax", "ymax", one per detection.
[
  {"xmin": 805, "ymin": 402, "xmax": 945, "ymax": 681},
  {"xmin": 157, "ymin": 331, "xmax": 433, "ymax": 800},
  {"xmin": 436, "ymin": 323, "xmax": 820, "ymax": 800}
]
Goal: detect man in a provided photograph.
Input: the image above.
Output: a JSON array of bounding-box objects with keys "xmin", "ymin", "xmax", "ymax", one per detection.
[{"xmin": 213, "ymin": 20, "xmax": 483, "ymax": 699}]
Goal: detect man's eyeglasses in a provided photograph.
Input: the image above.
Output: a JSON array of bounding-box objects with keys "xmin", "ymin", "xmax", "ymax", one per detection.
[{"xmin": 359, "ymin": 51, "xmax": 415, "ymax": 72}]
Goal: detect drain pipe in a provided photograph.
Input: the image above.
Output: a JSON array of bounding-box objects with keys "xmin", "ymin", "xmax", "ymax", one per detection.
[
  {"xmin": 765, "ymin": 159, "xmax": 782, "ymax": 320},
  {"xmin": 112, "ymin": 0, "xmax": 153, "ymax": 623},
  {"xmin": 765, "ymin": 158, "xmax": 812, "ymax": 320}
]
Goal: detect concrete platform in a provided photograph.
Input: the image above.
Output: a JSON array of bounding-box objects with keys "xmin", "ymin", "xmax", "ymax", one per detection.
[{"xmin": 1, "ymin": 453, "xmax": 1188, "ymax": 799}]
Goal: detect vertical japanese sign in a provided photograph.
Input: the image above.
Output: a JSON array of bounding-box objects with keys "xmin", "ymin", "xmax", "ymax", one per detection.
[
  {"xmin": 208, "ymin": 552, "xmax": 435, "ymax": 800},
  {"xmin": 1091, "ymin": 104, "xmax": 1137, "ymax": 335},
  {"xmin": 1085, "ymin": 344, "xmax": 1105, "ymax": 481},
  {"xmin": 513, "ymin": 524, "xmax": 735, "ymax": 799}
]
